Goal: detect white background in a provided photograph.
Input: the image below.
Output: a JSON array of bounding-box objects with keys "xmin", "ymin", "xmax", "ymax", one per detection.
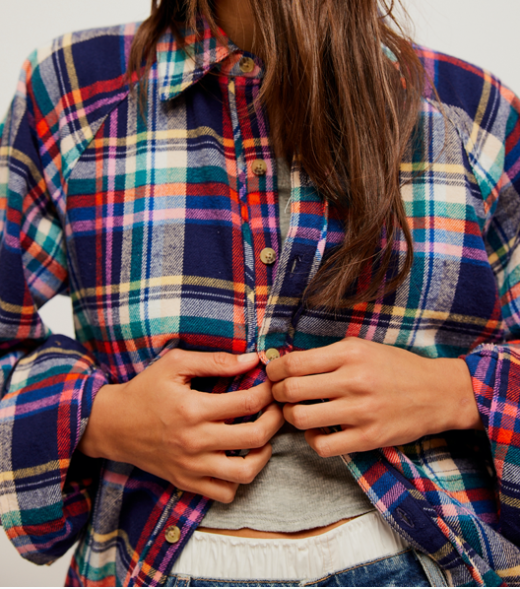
[{"xmin": 0, "ymin": 0, "xmax": 519, "ymax": 586}]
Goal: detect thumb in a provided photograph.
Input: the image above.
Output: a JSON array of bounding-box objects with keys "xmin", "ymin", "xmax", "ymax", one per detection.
[{"xmin": 165, "ymin": 349, "xmax": 259, "ymax": 383}]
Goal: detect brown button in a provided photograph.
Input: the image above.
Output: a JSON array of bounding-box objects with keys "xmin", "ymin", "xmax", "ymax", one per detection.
[
  {"xmin": 239, "ymin": 57, "xmax": 255, "ymax": 73},
  {"xmin": 266, "ymin": 348, "xmax": 281, "ymax": 361},
  {"xmin": 260, "ymin": 247, "xmax": 276, "ymax": 265},
  {"xmin": 252, "ymin": 159, "xmax": 267, "ymax": 176},
  {"xmin": 165, "ymin": 525, "xmax": 181, "ymax": 544}
]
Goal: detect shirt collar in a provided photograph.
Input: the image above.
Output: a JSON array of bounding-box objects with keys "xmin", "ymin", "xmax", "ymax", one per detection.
[
  {"xmin": 156, "ymin": 18, "xmax": 240, "ymax": 102},
  {"xmin": 156, "ymin": 18, "xmax": 402, "ymax": 102}
]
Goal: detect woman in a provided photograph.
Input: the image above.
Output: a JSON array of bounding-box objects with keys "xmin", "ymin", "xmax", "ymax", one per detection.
[{"xmin": 1, "ymin": 0, "xmax": 520, "ymax": 586}]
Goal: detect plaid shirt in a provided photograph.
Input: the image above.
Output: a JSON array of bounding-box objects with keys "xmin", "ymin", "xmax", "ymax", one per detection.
[{"xmin": 2, "ymin": 19, "xmax": 520, "ymax": 587}]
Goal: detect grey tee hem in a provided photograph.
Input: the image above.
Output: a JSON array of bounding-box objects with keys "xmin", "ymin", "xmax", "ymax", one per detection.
[{"xmin": 202, "ymin": 430, "xmax": 375, "ymax": 532}]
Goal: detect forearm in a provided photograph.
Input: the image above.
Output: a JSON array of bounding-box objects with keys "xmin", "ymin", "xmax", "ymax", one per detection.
[{"xmin": 0, "ymin": 336, "xmax": 109, "ymax": 563}]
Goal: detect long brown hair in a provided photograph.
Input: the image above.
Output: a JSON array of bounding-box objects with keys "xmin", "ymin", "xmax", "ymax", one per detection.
[{"xmin": 128, "ymin": 0, "xmax": 424, "ymax": 309}]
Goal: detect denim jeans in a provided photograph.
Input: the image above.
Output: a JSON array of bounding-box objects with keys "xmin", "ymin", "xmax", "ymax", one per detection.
[{"xmin": 165, "ymin": 548, "xmax": 448, "ymax": 587}]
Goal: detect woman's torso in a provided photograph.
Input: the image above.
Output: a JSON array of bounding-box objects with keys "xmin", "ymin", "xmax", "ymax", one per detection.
[{"xmin": 29, "ymin": 22, "xmax": 503, "ymax": 584}]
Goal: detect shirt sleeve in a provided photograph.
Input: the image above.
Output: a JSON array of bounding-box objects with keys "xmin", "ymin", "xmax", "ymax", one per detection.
[
  {"xmin": 0, "ymin": 54, "xmax": 109, "ymax": 565},
  {"xmin": 461, "ymin": 83, "xmax": 520, "ymax": 547}
]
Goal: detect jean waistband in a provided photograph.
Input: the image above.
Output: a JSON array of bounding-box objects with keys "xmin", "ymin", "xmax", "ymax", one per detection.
[{"xmin": 170, "ymin": 511, "xmax": 410, "ymax": 581}]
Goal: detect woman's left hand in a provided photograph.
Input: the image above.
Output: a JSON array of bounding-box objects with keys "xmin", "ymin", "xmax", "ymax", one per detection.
[{"xmin": 267, "ymin": 338, "xmax": 483, "ymax": 458}]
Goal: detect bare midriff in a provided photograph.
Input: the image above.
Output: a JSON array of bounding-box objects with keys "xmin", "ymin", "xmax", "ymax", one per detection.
[{"xmin": 197, "ymin": 515, "xmax": 360, "ymax": 539}]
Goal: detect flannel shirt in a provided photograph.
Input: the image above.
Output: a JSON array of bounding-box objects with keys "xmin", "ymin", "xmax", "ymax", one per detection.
[{"xmin": 2, "ymin": 18, "xmax": 520, "ymax": 587}]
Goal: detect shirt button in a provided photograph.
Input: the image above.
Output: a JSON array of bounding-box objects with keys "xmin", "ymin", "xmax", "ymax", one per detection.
[
  {"xmin": 260, "ymin": 247, "xmax": 276, "ymax": 265},
  {"xmin": 165, "ymin": 525, "xmax": 181, "ymax": 544},
  {"xmin": 266, "ymin": 348, "xmax": 281, "ymax": 361},
  {"xmin": 252, "ymin": 159, "xmax": 267, "ymax": 176},
  {"xmin": 239, "ymin": 57, "xmax": 255, "ymax": 73}
]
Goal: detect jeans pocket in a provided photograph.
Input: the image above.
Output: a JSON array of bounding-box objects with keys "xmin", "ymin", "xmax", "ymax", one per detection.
[{"xmin": 414, "ymin": 551, "xmax": 449, "ymax": 587}]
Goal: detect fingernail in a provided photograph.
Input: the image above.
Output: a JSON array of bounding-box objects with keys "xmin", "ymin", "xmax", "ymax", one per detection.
[{"xmin": 238, "ymin": 352, "xmax": 259, "ymax": 363}]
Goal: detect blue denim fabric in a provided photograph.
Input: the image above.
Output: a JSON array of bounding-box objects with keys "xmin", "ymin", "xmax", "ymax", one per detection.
[{"xmin": 165, "ymin": 549, "xmax": 448, "ymax": 587}]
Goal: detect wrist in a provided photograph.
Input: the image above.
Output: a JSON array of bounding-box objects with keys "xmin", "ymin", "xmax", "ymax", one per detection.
[
  {"xmin": 78, "ymin": 383, "xmax": 126, "ymax": 460},
  {"xmin": 430, "ymin": 358, "xmax": 483, "ymax": 432}
]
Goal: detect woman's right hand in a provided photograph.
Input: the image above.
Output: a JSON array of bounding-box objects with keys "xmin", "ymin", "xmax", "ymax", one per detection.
[{"xmin": 78, "ymin": 349, "xmax": 284, "ymax": 503}]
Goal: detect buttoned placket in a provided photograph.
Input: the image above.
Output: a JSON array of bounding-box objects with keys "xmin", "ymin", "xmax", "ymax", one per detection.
[
  {"xmin": 217, "ymin": 51, "xmax": 330, "ymax": 367},
  {"xmin": 223, "ymin": 52, "xmax": 267, "ymax": 357}
]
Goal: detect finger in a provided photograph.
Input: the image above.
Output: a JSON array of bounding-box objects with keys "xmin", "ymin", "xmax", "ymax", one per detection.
[
  {"xmin": 203, "ymin": 446, "xmax": 273, "ymax": 485},
  {"xmin": 196, "ymin": 382, "xmax": 274, "ymax": 422},
  {"xmin": 164, "ymin": 348, "xmax": 260, "ymax": 383},
  {"xmin": 178, "ymin": 477, "xmax": 240, "ymax": 504},
  {"xmin": 272, "ymin": 373, "xmax": 342, "ymax": 404},
  {"xmin": 266, "ymin": 341, "xmax": 351, "ymax": 382},
  {"xmin": 203, "ymin": 403, "xmax": 285, "ymax": 451},
  {"xmin": 305, "ymin": 427, "xmax": 376, "ymax": 458},
  {"xmin": 284, "ymin": 399, "xmax": 347, "ymax": 430}
]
